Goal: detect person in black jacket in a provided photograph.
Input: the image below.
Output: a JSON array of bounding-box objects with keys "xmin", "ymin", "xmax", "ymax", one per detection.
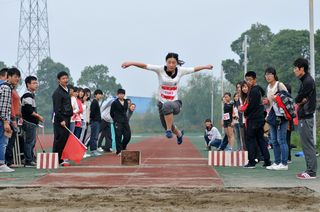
[
  {"xmin": 243, "ymin": 71, "xmax": 271, "ymax": 169},
  {"xmin": 21, "ymin": 76, "xmax": 44, "ymax": 167},
  {"xmin": 110, "ymin": 88, "xmax": 131, "ymax": 155},
  {"xmin": 88, "ymin": 89, "xmax": 103, "ymax": 156},
  {"xmin": 52, "ymin": 71, "xmax": 73, "ymax": 165},
  {"xmin": 294, "ymin": 58, "xmax": 317, "ymax": 180}
]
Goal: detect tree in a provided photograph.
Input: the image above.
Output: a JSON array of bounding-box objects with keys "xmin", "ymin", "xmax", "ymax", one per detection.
[
  {"xmin": 36, "ymin": 57, "xmax": 73, "ymax": 128},
  {"xmin": 267, "ymin": 29, "xmax": 310, "ymax": 92},
  {"xmin": 223, "ymin": 23, "xmax": 274, "ymax": 86},
  {"xmin": 77, "ymin": 65, "xmax": 121, "ymax": 96},
  {"xmin": 0, "ymin": 61, "xmax": 6, "ymax": 70},
  {"xmin": 314, "ymin": 30, "xmax": 320, "ymax": 90},
  {"xmin": 130, "ymin": 73, "xmax": 234, "ymax": 133},
  {"xmin": 222, "ymin": 59, "xmax": 243, "ymax": 85},
  {"xmin": 177, "ymin": 73, "xmax": 234, "ymax": 132},
  {"xmin": 222, "ymin": 23, "xmax": 320, "ymax": 95}
]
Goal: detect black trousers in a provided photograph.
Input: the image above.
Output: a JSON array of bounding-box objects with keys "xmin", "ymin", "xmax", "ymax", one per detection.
[
  {"xmin": 240, "ymin": 125, "xmax": 247, "ymax": 151},
  {"xmin": 53, "ymin": 119, "xmax": 70, "ymax": 163},
  {"xmin": 98, "ymin": 120, "xmax": 112, "ymax": 150},
  {"xmin": 287, "ymin": 130, "xmax": 292, "ymax": 161},
  {"xmin": 114, "ymin": 122, "xmax": 131, "ymax": 154},
  {"xmin": 246, "ymin": 119, "xmax": 270, "ymax": 165}
]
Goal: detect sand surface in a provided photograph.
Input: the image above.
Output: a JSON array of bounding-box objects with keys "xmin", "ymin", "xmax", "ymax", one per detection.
[{"xmin": 0, "ymin": 187, "xmax": 319, "ymax": 211}]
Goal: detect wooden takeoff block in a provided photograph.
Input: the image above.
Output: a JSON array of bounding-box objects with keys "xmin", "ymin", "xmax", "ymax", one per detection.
[{"xmin": 121, "ymin": 150, "xmax": 141, "ymax": 166}]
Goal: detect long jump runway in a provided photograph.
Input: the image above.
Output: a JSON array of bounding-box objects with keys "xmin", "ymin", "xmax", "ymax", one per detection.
[{"xmin": 32, "ymin": 136, "xmax": 223, "ymax": 188}]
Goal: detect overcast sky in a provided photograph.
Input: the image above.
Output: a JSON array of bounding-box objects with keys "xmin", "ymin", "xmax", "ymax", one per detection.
[{"xmin": 0, "ymin": 0, "xmax": 319, "ymax": 97}]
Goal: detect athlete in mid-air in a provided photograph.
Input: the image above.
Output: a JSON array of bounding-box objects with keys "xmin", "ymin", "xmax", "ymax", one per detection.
[{"xmin": 122, "ymin": 53, "xmax": 213, "ymax": 145}]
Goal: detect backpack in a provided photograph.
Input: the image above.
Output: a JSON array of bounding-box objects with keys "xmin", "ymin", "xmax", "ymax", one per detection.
[{"xmin": 277, "ymin": 90, "xmax": 296, "ymax": 120}]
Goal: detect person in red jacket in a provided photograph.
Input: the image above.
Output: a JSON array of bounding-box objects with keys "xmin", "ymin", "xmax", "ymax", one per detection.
[{"xmin": 74, "ymin": 87, "xmax": 84, "ymax": 139}]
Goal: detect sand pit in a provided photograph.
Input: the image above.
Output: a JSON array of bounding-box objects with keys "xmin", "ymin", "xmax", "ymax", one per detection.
[{"xmin": 0, "ymin": 187, "xmax": 319, "ymax": 211}]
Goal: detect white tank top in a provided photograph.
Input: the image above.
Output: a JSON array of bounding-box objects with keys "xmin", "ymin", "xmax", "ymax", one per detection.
[{"xmin": 146, "ymin": 64, "xmax": 195, "ymax": 103}]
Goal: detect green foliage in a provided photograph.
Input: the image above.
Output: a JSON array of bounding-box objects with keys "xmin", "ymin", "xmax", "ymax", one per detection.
[
  {"xmin": 131, "ymin": 74, "xmax": 234, "ymax": 133},
  {"xmin": 222, "ymin": 59, "xmax": 243, "ymax": 85},
  {"xmin": 178, "ymin": 73, "xmax": 223, "ymax": 131},
  {"xmin": 315, "ymin": 29, "xmax": 320, "ymax": 90},
  {"xmin": 266, "ymin": 29, "xmax": 310, "ymax": 92},
  {"xmin": 36, "ymin": 57, "xmax": 73, "ymax": 128},
  {"xmin": 222, "ymin": 23, "xmax": 320, "ymax": 95},
  {"xmin": 77, "ymin": 65, "xmax": 121, "ymax": 96},
  {"xmin": 0, "ymin": 61, "xmax": 6, "ymax": 70},
  {"xmin": 130, "ymin": 94, "xmax": 162, "ymax": 133}
]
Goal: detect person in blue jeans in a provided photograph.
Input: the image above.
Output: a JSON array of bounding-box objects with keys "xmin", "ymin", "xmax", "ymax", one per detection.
[
  {"xmin": 89, "ymin": 89, "xmax": 103, "ymax": 156},
  {"xmin": 264, "ymin": 67, "xmax": 289, "ymax": 171},
  {"xmin": 0, "ymin": 68, "xmax": 21, "ymax": 172},
  {"xmin": 21, "ymin": 76, "xmax": 44, "ymax": 167}
]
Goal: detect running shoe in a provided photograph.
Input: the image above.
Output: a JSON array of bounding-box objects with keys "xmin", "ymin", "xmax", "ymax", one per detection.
[
  {"xmin": 0, "ymin": 164, "xmax": 15, "ymax": 172},
  {"xmin": 176, "ymin": 130, "xmax": 184, "ymax": 145},
  {"xmin": 165, "ymin": 130, "xmax": 173, "ymax": 138},
  {"xmin": 296, "ymin": 172, "xmax": 317, "ymax": 180}
]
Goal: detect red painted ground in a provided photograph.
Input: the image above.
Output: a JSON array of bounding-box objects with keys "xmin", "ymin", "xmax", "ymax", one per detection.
[
  {"xmin": 32, "ymin": 136, "xmax": 223, "ymax": 188},
  {"xmin": 36, "ymin": 134, "xmax": 53, "ymax": 150}
]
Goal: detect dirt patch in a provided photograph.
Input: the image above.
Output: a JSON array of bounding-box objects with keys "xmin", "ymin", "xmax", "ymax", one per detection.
[{"xmin": 0, "ymin": 187, "xmax": 319, "ymax": 211}]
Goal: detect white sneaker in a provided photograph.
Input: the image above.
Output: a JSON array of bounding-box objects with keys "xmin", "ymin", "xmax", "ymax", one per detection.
[
  {"xmin": 83, "ymin": 153, "xmax": 91, "ymax": 158},
  {"xmin": 97, "ymin": 147, "xmax": 104, "ymax": 153},
  {"xmin": 91, "ymin": 151, "xmax": 102, "ymax": 157},
  {"xmin": 0, "ymin": 164, "xmax": 15, "ymax": 172},
  {"xmin": 60, "ymin": 161, "xmax": 70, "ymax": 167},
  {"xmin": 273, "ymin": 163, "xmax": 288, "ymax": 171},
  {"xmin": 266, "ymin": 163, "xmax": 279, "ymax": 170}
]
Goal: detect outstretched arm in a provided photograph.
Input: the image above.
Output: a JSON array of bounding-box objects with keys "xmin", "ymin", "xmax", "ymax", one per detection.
[
  {"xmin": 194, "ymin": 64, "xmax": 213, "ymax": 72},
  {"xmin": 121, "ymin": 62, "xmax": 148, "ymax": 69}
]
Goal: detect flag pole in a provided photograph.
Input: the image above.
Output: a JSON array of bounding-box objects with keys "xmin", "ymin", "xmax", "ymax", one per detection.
[{"xmin": 64, "ymin": 126, "xmax": 87, "ymax": 149}]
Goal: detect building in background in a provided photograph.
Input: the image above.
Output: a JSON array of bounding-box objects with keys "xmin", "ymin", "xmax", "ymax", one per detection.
[{"xmin": 127, "ymin": 96, "xmax": 152, "ymax": 114}]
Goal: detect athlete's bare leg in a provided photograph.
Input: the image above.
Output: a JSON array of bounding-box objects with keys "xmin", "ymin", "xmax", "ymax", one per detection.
[{"xmin": 164, "ymin": 113, "xmax": 174, "ymax": 131}]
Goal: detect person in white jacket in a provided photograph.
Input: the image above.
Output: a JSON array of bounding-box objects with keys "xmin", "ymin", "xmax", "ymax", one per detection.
[
  {"xmin": 69, "ymin": 86, "xmax": 80, "ymax": 133},
  {"xmin": 204, "ymin": 119, "xmax": 223, "ymax": 150},
  {"xmin": 97, "ymin": 96, "xmax": 116, "ymax": 152}
]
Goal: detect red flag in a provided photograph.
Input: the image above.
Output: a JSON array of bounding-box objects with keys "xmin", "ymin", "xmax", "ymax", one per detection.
[
  {"xmin": 61, "ymin": 133, "xmax": 87, "ymax": 164},
  {"xmin": 293, "ymin": 104, "xmax": 299, "ymax": 126}
]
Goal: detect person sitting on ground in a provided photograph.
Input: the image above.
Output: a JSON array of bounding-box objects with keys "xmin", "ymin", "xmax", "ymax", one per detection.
[{"xmin": 204, "ymin": 119, "xmax": 223, "ymax": 151}]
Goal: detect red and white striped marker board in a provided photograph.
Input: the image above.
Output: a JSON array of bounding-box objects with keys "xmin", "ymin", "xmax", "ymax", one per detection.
[
  {"xmin": 208, "ymin": 151, "xmax": 248, "ymax": 167},
  {"xmin": 37, "ymin": 153, "xmax": 59, "ymax": 169}
]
